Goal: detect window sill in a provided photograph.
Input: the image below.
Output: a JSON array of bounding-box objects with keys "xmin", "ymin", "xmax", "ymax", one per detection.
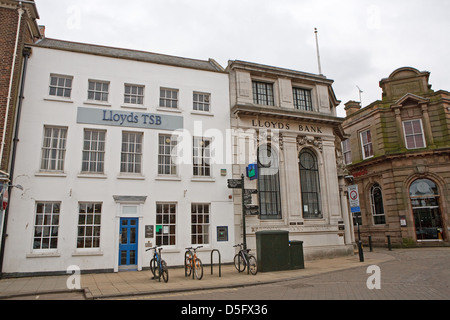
[
  {"xmin": 190, "ymin": 111, "xmax": 214, "ymax": 117},
  {"xmin": 121, "ymin": 104, "xmax": 147, "ymax": 110},
  {"xmin": 44, "ymin": 96, "xmax": 73, "ymax": 103},
  {"xmin": 35, "ymin": 171, "xmax": 67, "ymax": 177},
  {"xmin": 72, "ymin": 250, "xmax": 104, "ymax": 256},
  {"xmin": 77, "ymin": 173, "xmax": 107, "ymax": 179},
  {"xmin": 156, "ymin": 107, "xmax": 182, "ymax": 113},
  {"xmin": 155, "ymin": 175, "xmax": 181, "ymax": 181},
  {"xmin": 117, "ymin": 174, "xmax": 145, "ymax": 180},
  {"xmin": 83, "ymin": 100, "xmax": 112, "ymax": 107},
  {"xmin": 191, "ymin": 176, "xmax": 215, "ymax": 182},
  {"xmin": 26, "ymin": 252, "xmax": 61, "ymax": 258}
]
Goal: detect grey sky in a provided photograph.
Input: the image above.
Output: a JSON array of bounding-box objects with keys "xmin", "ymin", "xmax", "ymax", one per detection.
[{"xmin": 35, "ymin": 0, "xmax": 450, "ymax": 117}]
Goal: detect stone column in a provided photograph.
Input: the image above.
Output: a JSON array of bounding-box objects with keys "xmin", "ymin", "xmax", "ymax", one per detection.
[
  {"xmin": 420, "ymin": 103, "xmax": 434, "ymax": 146},
  {"xmin": 282, "ymin": 134, "xmax": 302, "ymax": 221}
]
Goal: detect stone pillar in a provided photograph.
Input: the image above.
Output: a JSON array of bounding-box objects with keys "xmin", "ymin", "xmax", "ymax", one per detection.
[
  {"xmin": 282, "ymin": 134, "xmax": 302, "ymax": 221},
  {"xmin": 420, "ymin": 103, "xmax": 434, "ymax": 146}
]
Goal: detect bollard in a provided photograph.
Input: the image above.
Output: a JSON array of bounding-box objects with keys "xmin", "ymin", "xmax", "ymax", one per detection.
[
  {"xmin": 387, "ymin": 235, "xmax": 392, "ymax": 251},
  {"xmin": 368, "ymin": 236, "xmax": 373, "ymax": 252},
  {"xmin": 358, "ymin": 240, "xmax": 364, "ymax": 262}
]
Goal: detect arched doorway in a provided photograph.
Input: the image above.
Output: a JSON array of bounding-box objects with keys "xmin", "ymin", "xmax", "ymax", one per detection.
[{"xmin": 410, "ymin": 179, "xmax": 445, "ymax": 241}]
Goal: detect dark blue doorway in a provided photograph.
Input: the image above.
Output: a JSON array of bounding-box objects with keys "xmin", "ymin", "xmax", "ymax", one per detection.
[{"xmin": 119, "ymin": 218, "xmax": 138, "ymax": 268}]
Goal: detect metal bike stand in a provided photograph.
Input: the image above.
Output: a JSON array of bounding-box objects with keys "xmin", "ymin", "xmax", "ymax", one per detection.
[{"xmin": 210, "ymin": 249, "xmax": 221, "ymax": 277}]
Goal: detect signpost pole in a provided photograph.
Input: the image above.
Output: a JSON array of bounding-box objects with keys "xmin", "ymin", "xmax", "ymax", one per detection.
[{"xmin": 241, "ymin": 174, "xmax": 247, "ymax": 250}]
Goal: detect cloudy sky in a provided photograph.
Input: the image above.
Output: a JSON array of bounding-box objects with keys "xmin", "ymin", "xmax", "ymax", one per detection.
[{"xmin": 35, "ymin": 0, "xmax": 450, "ymax": 117}]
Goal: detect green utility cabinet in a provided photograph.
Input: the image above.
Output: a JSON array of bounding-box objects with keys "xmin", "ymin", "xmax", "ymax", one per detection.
[
  {"xmin": 289, "ymin": 240, "xmax": 305, "ymax": 270},
  {"xmin": 256, "ymin": 230, "xmax": 290, "ymax": 272},
  {"xmin": 256, "ymin": 230, "xmax": 305, "ymax": 272}
]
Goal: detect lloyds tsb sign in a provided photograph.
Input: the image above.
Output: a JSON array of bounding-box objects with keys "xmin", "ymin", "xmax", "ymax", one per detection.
[{"xmin": 76, "ymin": 107, "xmax": 183, "ymax": 131}]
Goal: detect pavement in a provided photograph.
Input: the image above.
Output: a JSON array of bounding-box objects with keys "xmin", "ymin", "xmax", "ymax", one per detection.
[{"xmin": 0, "ymin": 249, "xmax": 397, "ymax": 300}]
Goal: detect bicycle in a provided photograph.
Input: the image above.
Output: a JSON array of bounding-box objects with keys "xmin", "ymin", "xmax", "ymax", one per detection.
[
  {"xmin": 184, "ymin": 246, "xmax": 204, "ymax": 280},
  {"xmin": 146, "ymin": 245, "xmax": 169, "ymax": 283},
  {"xmin": 233, "ymin": 243, "xmax": 257, "ymax": 275}
]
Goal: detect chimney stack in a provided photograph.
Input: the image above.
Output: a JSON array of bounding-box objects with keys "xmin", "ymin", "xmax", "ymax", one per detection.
[{"xmin": 344, "ymin": 100, "xmax": 361, "ymax": 117}]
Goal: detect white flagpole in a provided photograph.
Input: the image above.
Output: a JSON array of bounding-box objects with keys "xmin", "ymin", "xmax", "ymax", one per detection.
[{"xmin": 314, "ymin": 28, "xmax": 323, "ymax": 75}]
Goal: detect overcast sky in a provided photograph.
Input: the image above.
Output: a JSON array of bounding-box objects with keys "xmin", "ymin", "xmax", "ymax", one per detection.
[{"xmin": 35, "ymin": 0, "xmax": 450, "ymax": 117}]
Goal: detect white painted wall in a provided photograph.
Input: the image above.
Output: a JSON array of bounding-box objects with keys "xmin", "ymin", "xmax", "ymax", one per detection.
[{"xmin": 3, "ymin": 45, "xmax": 234, "ymax": 274}]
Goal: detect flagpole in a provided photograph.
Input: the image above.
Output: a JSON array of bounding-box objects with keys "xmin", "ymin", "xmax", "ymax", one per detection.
[{"xmin": 314, "ymin": 28, "xmax": 323, "ymax": 75}]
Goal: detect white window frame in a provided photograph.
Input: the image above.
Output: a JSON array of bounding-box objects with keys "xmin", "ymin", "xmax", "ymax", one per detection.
[
  {"xmin": 193, "ymin": 137, "xmax": 211, "ymax": 177},
  {"xmin": 191, "ymin": 203, "xmax": 210, "ymax": 245},
  {"xmin": 158, "ymin": 134, "xmax": 178, "ymax": 176},
  {"xmin": 49, "ymin": 74, "xmax": 73, "ymax": 98},
  {"xmin": 124, "ymin": 84, "xmax": 144, "ymax": 105},
  {"xmin": 402, "ymin": 119, "xmax": 426, "ymax": 149},
  {"xmin": 193, "ymin": 92, "xmax": 211, "ymax": 112},
  {"xmin": 360, "ymin": 129, "xmax": 373, "ymax": 160},
  {"xmin": 88, "ymin": 80, "xmax": 109, "ymax": 102},
  {"xmin": 32, "ymin": 202, "xmax": 60, "ymax": 251},
  {"xmin": 156, "ymin": 202, "xmax": 177, "ymax": 246},
  {"xmin": 341, "ymin": 139, "xmax": 352, "ymax": 165},
  {"xmin": 40, "ymin": 126, "xmax": 67, "ymax": 172},
  {"xmin": 160, "ymin": 88, "xmax": 179, "ymax": 109},
  {"xmin": 77, "ymin": 202, "xmax": 102, "ymax": 249},
  {"xmin": 120, "ymin": 131, "xmax": 143, "ymax": 174},
  {"xmin": 82, "ymin": 129, "xmax": 106, "ymax": 173}
]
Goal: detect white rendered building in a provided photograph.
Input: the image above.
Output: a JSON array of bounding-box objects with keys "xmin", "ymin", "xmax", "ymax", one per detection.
[{"xmin": 2, "ymin": 38, "xmax": 234, "ymax": 275}]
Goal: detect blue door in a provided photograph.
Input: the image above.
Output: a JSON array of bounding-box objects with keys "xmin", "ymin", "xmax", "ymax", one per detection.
[{"xmin": 119, "ymin": 218, "xmax": 138, "ymax": 267}]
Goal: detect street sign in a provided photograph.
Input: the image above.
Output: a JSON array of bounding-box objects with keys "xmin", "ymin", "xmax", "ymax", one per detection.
[
  {"xmin": 245, "ymin": 205, "xmax": 259, "ymax": 215},
  {"xmin": 244, "ymin": 189, "xmax": 258, "ymax": 195},
  {"xmin": 348, "ymin": 184, "xmax": 361, "ymax": 213},
  {"xmin": 227, "ymin": 179, "xmax": 243, "ymax": 189}
]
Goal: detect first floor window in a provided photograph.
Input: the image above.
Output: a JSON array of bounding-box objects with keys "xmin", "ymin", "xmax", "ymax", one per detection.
[
  {"xmin": 403, "ymin": 119, "xmax": 426, "ymax": 149},
  {"xmin": 121, "ymin": 131, "xmax": 143, "ymax": 173},
  {"xmin": 158, "ymin": 134, "xmax": 177, "ymax": 175},
  {"xmin": 193, "ymin": 137, "xmax": 211, "ymax": 176},
  {"xmin": 370, "ymin": 183, "xmax": 385, "ymax": 225},
  {"xmin": 82, "ymin": 129, "xmax": 106, "ymax": 173},
  {"xmin": 77, "ymin": 203, "xmax": 102, "ymax": 248},
  {"xmin": 293, "ymin": 87, "xmax": 313, "ymax": 111},
  {"xmin": 191, "ymin": 203, "xmax": 210, "ymax": 245},
  {"xmin": 156, "ymin": 203, "xmax": 176, "ymax": 246},
  {"xmin": 252, "ymin": 81, "xmax": 274, "ymax": 106},
  {"xmin": 41, "ymin": 126, "xmax": 67, "ymax": 172},
  {"xmin": 341, "ymin": 139, "xmax": 352, "ymax": 164},
  {"xmin": 360, "ymin": 129, "xmax": 373, "ymax": 159},
  {"xmin": 33, "ymin": 202, "xmax": 60, "ymax": 250},
  {"xmin": 299, "ymin": 149, "xmax": 322, "ymax": 219}
]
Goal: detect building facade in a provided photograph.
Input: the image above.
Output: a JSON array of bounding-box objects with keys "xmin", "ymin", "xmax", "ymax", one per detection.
[
  {"xmin": 342, "ymin": 67, "xmax": 450, "ymax": 247},
  {"xmin": 2, "ymin": 38, "xmax": 235, "ymax": 276},
  {"xmin": 227, "ymin": 60, "xmax": 355, "ymax": 260}
]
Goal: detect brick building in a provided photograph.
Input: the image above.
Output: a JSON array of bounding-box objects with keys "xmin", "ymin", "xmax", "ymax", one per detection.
[
  {"xmin": 0, "ymin": 0, "xmax": 41, "ymax": 172},
  {"xmin": 342, "ymin": 67, "xmax": 450, "ymax": 247}
]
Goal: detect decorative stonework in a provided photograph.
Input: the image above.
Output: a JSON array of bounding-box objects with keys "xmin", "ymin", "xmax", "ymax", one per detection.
[{"xmin": 297, "ymin": 135, "xmax": 323, "ymax": 153}]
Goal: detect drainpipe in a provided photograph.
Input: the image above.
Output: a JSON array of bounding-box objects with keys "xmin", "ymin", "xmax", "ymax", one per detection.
[
  {"xmin": 0, "ymin": 47, "xmax": 31, "ymax": 277},
  {"xmin": 0, "ymin": 2, "xmax": 24, "ymax": 168}
]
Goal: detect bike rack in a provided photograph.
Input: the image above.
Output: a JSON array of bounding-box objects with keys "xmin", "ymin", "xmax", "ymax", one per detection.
[{"xmin": 210, "ymin": 249, "xmax": 221, "ymax": 277}]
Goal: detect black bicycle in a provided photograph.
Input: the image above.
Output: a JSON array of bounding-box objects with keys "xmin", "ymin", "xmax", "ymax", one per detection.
[
  {"xmin": 146, "ymin": 245, "xmax": 169, "ymax": 282},
  {"xmin": 233, "ymin": 243, "xmax": 257, "ymax": 275}
]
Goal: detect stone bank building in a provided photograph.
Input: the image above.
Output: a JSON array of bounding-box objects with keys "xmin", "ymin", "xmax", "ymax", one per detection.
[
  {"xmin": 227, "ymin": 61, "xmax": 354, "ymax": 260},
  {"xmin": 342, "ymin": 67, "xmax": 450, "ymax": 247}
]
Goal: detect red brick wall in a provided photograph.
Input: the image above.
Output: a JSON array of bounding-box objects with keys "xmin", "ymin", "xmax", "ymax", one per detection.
[{"xmin": 0, "ymin": 6, "xmax": 32, "ymax": 171}]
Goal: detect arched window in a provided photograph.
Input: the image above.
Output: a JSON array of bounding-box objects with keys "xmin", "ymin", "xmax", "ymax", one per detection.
[
  {"xmin": 299, "ymin": 149, "xmax": 322, "ymax": 219},
  {"xmin": 410, "ymin": 179, "xmax": 444, "ymax": 241},
  {"xmin": 370, "ymin": 183, "xmax": 385, "ymax": 225},
  {"xmin": 257, "ymin": 145, "xmax": 282, "ymax": 219}
]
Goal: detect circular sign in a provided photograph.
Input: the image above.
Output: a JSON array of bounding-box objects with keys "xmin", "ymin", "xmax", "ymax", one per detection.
[{"xmin": 350, "ymin": 190, "xmax": 358, "ymax": 201}]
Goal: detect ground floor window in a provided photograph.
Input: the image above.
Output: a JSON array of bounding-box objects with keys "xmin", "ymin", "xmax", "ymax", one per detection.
[
  {"xmin": 191, "ymin": 203, "xmax": 210, "ymax": 245},
  {"xmin": 77, "ymin": 202, "xmax": 102, "ymax": 248},
  {"xmin": 156, "ymin": 203, "xmax": 176, "ymax": 245},
  {"xmin": 371, "ymin": 183, "xmax": 386, "ymax": 225},
  {"xmin": 410, "ymin": 179, "xmax": 444, "ymax": 241},
  {"xmin": 33, "ymin": 202, "xmax": 60, "ymax": 250}
]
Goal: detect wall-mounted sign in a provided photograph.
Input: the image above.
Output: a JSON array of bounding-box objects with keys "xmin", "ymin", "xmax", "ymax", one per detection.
[
  {"xmin": 77, "ymin": 107, "xmax": 183, "ymax": 131},
  {"xmin": 217, "ymin": 226, "xmax": 228, "ymax": 241},
  {"xmin": 246, "ymin": 163, "xmax": 258, "ymax": 180}
]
